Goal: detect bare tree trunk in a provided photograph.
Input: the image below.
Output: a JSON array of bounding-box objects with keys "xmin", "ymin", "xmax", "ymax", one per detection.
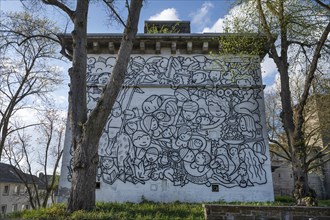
[
  {"xmin": 68, "ymin": 0, "xmax": 143, "ymax": 211},
  {"xmin": 67, "ymin": 0, "xmax": 90, "ymax": 211},
  {"xmin": 291, "ymin": 150, "xmax": 313, "ymax": 205},
  {"xmin": 291, "ymin": 18, "xmax": 330, "ymax": 206}
]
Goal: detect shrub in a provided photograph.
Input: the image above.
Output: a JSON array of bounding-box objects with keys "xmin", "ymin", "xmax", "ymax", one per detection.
[{"xmin": 275, "ymin": 195, "xmax": 295, "ymax": 204}]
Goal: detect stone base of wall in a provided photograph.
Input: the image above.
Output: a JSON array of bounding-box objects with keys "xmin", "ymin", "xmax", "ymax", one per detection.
[{"xmin": 203, "ymin": 204, "xmax": 330, "ymax": 220}]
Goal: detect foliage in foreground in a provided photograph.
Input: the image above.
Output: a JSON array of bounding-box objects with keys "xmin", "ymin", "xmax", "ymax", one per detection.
[
  {"xmin": 6, "ymin": 197, "xmax": 330, "ymax": 220},
  {"xmin": 7, "ymin": 201, "xmax": 204, "ymax": 220}
]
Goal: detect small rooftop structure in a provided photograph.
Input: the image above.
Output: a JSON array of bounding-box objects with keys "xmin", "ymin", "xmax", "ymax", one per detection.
[{"xmin": 144, "ymin": 20, "xmax": 191, "ymax": 33}]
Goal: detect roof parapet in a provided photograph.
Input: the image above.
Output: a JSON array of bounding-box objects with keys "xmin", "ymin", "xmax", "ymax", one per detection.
[{"xmin": 59, "ymin": 33, "xmax": 269, "ymax": 58}]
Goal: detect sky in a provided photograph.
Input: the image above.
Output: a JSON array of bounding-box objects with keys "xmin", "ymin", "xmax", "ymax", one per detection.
[
  {"xmin": 1, "ymin": 0, "xmax": 277, "ymax": 109},
  {"xmin": 1, "ymin": 0, "xmax": 235, "ymax": 33}
]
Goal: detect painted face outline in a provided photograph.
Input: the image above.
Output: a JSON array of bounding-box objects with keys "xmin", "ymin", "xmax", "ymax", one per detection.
[
  {"xmin": 145, "ymin": 148, "xmax": 159, "ymax": 162},
  {"xmin": 111, "ymin": 107, "xmax": 122, "ymax": 117},
  {"xmin": 134, "ymin": 134, "xmax": 151, "ymax": 148},
  {"xmin": 199, "ymin": 90, "xmax": 206, "ymax": 98},
  {"xmin": 182, "ymin": 110, "xmax": 197, "ymax": 121},
  {"xmin": 215, "ymin": 157, "xmax": 225, "ymax": 168},
  {"xmin": 229, "ymin": 148, "xmax": 239, "ymax": 161},
  {"xmin": 146, "ymin": 153, "xmax": 158, "ymax": 162},
  {"xmin": 208, "ymin": 101, "xmax": 226, "ymax": 118},
  {"xmin": 150, "ymin": 118, "xmax": 158, "ymax": 130},
  {"xmin": 239, "ymin": 118, "xmax": 247, "ymax": 131},
  {"xmin": 174, "ymin": 89, "xmax": 190, "ymax": 102},
  {"xmin": 214, "ymin": 156, "xmax": 228, "ymax": 173},
  {"xmin": 98, "ymin": 74, "xmax": 109, "ymax": 84},
  {"xmin": 176, "ymin": 93, "xmax": 187, "ymax": 102},
  {"xmin": 125, "ymin": 121, "xmax": 137, "ymax": 134},
  {"xmin": 195, "ymin": 153, "xmax": 205, "ymax": 166},
  {"xmin": 142, "ymin": 96, "xmax": 161, "ymax": 114},
  {"xmin": 165, "ymin": 104, "xmax": 176, "ymax": 116},
  {"xmin": 143, "ymin": 102, "xmax": 158, "ymax": 114},
  {"xmin": 192, "ymin": 72, "xmax": 206, "ymax": 83},
  {"xmin": 163, "ymin": 128, "xmax": 174, "ymax": 138},
  {"xmin": 239, "ymin": 149, "xmax": 249, "ymax": 162},
  {"xmin": 223, "ymin": 71, "xmax": 232, "ymax": 80},
  {"xmin": 179, "ymin": 131, "xmax": 192, "ymax": 141},
  {"xmin": 195, "ymin": 152, "xmax": 211, "ymax": 166},
  {"xmin": 188, "ymin": 138, "xmax": 203, "ymax": 151},
  {"xmin": 103, "ymin": 158, "xmax": 114, "ymax": 169},
  {"xmin": 194, "ymin": 139, "xmax": 203, "ymax": 147},
  {"xmin": 183, "ymin": 151, "xmax": 195, "ymax": 163},
  {"xmin": 209, "ymin": 71, "xmax": 220, "ymax": 82}
]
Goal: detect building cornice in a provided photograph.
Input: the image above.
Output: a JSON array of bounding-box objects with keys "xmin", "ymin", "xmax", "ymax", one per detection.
[{"xmin": 59, "ymin": 33, "xmax": 269, "ymax": 57}]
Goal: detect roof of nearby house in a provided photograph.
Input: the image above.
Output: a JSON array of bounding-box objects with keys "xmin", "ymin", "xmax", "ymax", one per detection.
[{"xmin": 0, "ymin": 162, "xmax": 46, "ymax": 188}]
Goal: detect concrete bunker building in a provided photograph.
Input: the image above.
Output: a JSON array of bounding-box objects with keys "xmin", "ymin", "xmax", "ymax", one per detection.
[{"xmin": 58, "ymin": 21, "xmax": 274, "ymax": 203}]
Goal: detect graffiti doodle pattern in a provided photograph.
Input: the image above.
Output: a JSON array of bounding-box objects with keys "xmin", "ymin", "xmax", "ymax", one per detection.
[{"xmin": 69, "ymin": 55, "xmax": 269, "ymax": 188}]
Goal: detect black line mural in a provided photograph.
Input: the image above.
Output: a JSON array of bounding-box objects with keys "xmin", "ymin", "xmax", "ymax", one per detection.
[{"xmin": 68, "ymin": 55, "xmax": 269, "ymax": 189}]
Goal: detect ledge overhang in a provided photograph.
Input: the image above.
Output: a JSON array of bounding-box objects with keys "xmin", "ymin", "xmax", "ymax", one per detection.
[{"xmin": 59, "ymin": 33, "xmax": 269, "ymax": 58}]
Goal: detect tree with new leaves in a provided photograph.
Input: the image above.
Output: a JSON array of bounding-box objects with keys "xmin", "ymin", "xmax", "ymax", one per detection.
[
  {"xmin": 0, "ymin": 11, "xmax": 63, "ymax": 161},
  {"xmin": 265, "ymin": 81, "xmax": 330, "ymax": 176},
  {"xmin": 39, "ymin": 0, "xmax": 143, "ymax": 211},
  {"xmin": 224, "ymin": 0, "xmax": 330, "ymax": 205}
]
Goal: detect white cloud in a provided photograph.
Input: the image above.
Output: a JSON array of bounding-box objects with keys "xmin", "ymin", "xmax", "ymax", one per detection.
[
  {"xmin": 203, "ymin": 1, "xmax": 257, "ymax": 33},
  {"xmin": 149, "ymin": 8, "xmax": 180, "ymax": 21},
  {"xmin": 202, "ymin": 17, "xmax": 225, "ymax": 33},
  {"xmin": 191, "ymin": 2, "xmax": 214, "ymax": 27}
]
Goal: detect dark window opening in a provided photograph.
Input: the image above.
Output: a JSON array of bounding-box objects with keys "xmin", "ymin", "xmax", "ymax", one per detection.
[
  {"xmin": 3, "ymin": 185, "xmax": 9, "ymax": 195},
  {"xmin": 211, "ymin": 184, "xmax": 219, "ymax": 192},
  {"xmin": 96, "ymin": 182, "xmax": 101, "ymax": 189},
  {"xmin": 1, "ymin": 205, "xmax": 7, "ymax": 215}
]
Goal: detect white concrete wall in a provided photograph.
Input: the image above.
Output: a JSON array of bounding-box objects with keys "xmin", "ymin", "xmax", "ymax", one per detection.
[{"xmin": 59, "ymin": 54, "xmax": 274, "ymax": 203}]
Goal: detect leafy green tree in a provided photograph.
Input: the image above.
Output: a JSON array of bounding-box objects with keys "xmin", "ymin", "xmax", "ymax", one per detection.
[{"xmin": 223, "ymin": 0, "xmax": 330, "ymax": 205}]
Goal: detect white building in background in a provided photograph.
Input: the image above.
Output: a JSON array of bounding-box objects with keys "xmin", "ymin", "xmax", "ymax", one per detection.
[
  {"xmin": 58, "ymin": 21, "xmax": 274, "ymax": 203},
  {"xmin": 0, "ymin": 163, "xmax": 45, "ymax": 216}
]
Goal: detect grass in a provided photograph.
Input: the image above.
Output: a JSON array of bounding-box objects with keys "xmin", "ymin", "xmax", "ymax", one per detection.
[
  {"xmin": 6, "ymin": 201, "xmax": 204, "ymax": 220},
  {"xmin": 6, "ymin": 197, "xmax": 330, "ymax": 220}
]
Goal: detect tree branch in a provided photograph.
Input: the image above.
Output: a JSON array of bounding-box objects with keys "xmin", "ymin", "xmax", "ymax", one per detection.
[
  {"xmin": 315, "ymin": 0, "xmax": 330, "ymax": 11},
  {"xmin": 295, "ymin": 19, "xmax": 330, "ymax": 132},
  {"xmin": 269, "ymin": 137, "xmax": 292, "ymax": 160},
  {"xmin": 103, "ymin": 0, "xmax": 127, "ymax": 28},
  {"xmin": 308, "ymin": 156, "xmax": 330, "ymax": 172},
  {"xmin": 270, "ymin": 149, "xmax": 291, "ymax": 161},
  {"xmin": 41, "ymin": 0, "xmax": 74, "ymax": 21},
  {"xmin": 306, "ymin": 144, "xmax": 330, "ymax": 166}
]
